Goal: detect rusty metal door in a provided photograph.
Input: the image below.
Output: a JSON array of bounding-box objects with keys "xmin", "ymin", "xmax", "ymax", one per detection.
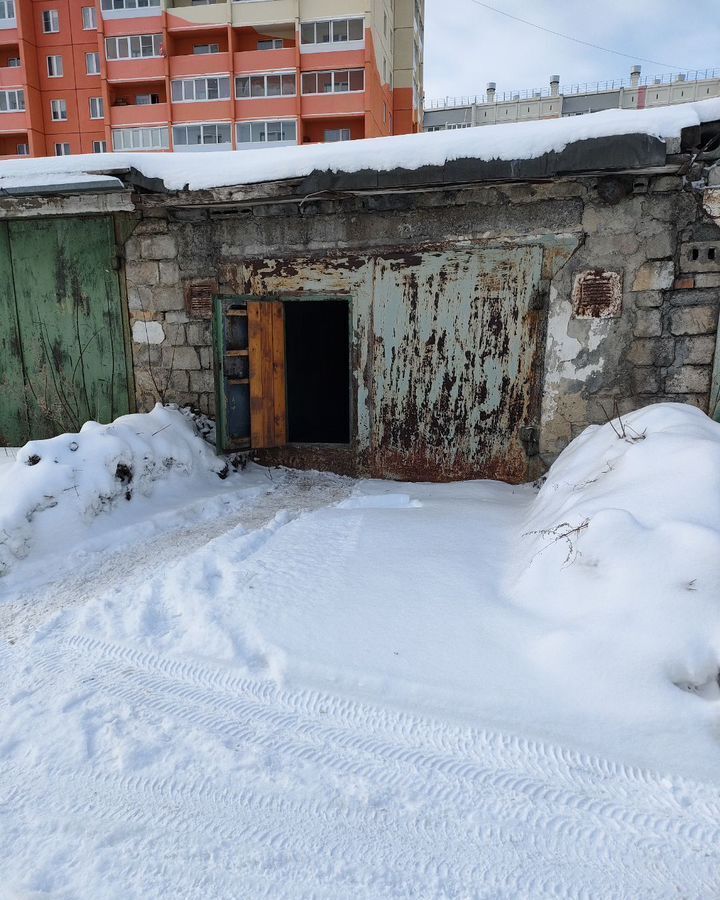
[
  {"xmin": 0, "ymin": 216, "xmax": 132, "ymax": 445},
  {"xmin": 368, "ymin": 246, "xmax": 544, "ymax": 481}
]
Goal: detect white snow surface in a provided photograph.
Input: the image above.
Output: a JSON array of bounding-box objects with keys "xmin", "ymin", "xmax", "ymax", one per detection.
[
  {"xmin": 0, "ymin": 98, "xmax": 719, "ymax": 192},
  {"xmin": 1, "ymin": 402, "xmax": 720, "ymax": 897},
  {"xmin": 0, "ymin": 405, "xmax": 227, "ymax": 577}
]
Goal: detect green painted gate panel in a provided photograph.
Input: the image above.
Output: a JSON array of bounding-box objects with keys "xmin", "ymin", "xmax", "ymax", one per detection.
[
  {"xmin": 0, "ymin": 222, "xmax": 28, "ymax": 446},
  {"xmin": 7, "ymin": 216, "xmax": 131, "ymax": 441}
]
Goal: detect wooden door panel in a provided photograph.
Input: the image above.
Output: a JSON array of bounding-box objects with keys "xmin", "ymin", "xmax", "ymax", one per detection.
[{"xmin": 248, "ymin": 300, "xmax": 286, "ymax": 449}]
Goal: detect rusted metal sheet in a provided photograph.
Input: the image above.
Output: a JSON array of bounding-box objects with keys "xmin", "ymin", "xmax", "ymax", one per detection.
[
  {"xmin": 572, "ymin": 270, "xmax": 623, "ymax": 318},
  {"xmin": 218, "ymin": 243, "xmax": 544, "ymax": 483}
]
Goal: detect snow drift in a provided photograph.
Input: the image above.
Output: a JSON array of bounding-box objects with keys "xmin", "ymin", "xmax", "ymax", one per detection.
[
  {"xmin": 0, "ymin": 405, "xmax": 227, "ymax": 576},
  {"xmin": 512, "ymin": 403, "xmax": 720, "ymax": 708}
]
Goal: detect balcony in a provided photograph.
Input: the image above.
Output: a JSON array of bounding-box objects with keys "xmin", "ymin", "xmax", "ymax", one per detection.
[
  {"xmin": 0, "ymin": 63, "xmax": 21, "ymax": 87},
  {"xmin": 101, "ymin": 1, "xmax": 163, "ymax": 22},
  {"xmin": 230, "ymin": 0, "xmax": 295, "ymax": 28},
  {"xmin": 170, "ymin": 51, "xmax": 230, "ymax": 78},
  {"xmin": 301, "ymin": 92, "xmax": 365, "ymax": 118},
  {"xmin": 110, "ymin": 101, "xmax": 169, "ymax": 126},
  {"xmin": 106, "ymin": 57, "xmax": 165, "ymax": 82},
  {"xmin": 0, "ymin": 110, "xmax": 27, "ymax": 131},
  {"xmin": 0, "ymin": 15, "xmax": 16, "ymax": 33},
  {"xmin": 166, "ymin": 2, "xmax": 230, "ymax": 29},
  {"xmin": 234, "ymin": 47, "xmax": 296, "ymax": 74},
  {"xmin": 235, "ymin": 96, "xmax": 297, "ymax": 119}
]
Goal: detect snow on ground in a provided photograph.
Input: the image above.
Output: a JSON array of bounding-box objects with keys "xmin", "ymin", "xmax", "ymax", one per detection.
[
  {"xmin": 0, "ymin": 98, "xmax": 719, "ymax": 193},
  {"xmin": 1, "ymin": 404, "xmax": 719, "ymax": 897}
]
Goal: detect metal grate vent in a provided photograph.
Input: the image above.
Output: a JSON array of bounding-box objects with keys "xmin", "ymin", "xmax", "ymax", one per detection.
[
  {"xmin": 184, "ymin": 279, "xmax": 217, "ymax": 319},
  {"xmin": 572, "ymin": 270, "xmax": 623, "ymax": 318}
]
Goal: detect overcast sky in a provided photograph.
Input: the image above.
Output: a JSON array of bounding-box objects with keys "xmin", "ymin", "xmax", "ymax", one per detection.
[{"xmin": 424, "ymin": 0, "xmax": 720, "ymax": 102}]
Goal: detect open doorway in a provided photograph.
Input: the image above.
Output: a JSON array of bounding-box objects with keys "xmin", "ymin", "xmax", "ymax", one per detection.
[{"xmin": 284, "ymin": 299, "xmax": 350, "ymax": 444}]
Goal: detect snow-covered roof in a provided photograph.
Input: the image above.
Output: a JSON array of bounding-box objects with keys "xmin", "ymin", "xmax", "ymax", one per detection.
[{"xmin": 1, "ymin": 98, "xmax": 719, "ymax": 195}]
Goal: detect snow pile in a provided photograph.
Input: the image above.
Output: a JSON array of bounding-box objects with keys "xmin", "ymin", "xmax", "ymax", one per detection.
[
  {"xmin": 0, "ymin": 98, "xmax": 718, "ymax": 193},
  {"xmin": 512, "ymin": 403, "xmax": 720, "ymax": 711},
  {"xmin": 0, "ymin": 405, "xmax": 227, "ymax": 576}
]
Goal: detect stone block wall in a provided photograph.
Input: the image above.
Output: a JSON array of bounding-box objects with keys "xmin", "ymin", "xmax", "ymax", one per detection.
[
  {"xmin": 120, "ymin": 170, "xmax": 720, "ymax": 473},
  {"xmin": 124, "ymin": 213, "xmax": 216, "ymax": 416}
]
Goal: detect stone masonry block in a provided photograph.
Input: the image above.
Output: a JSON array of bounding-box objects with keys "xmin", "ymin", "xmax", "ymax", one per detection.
[
  {"xmin": 633, "ymin": 309, "xmax": 662, "ymax": 337},
  {"xmin": 189, "ymin": 370, "xmax": 215, "ymax": 393},
  {"xmin": 694, "ymin": 274, "xmax": 720, "ymax": 288},
  {"xmin": 669, "ymin": 306, "xmax": 718, "ymax": 335},
  {"xmin": 186, "ymin": 322, "xmax": 212, "ymax": 345},
  {"xmin": 163, "ymin": 346, "xmax": 200, "ymax": 370},
  {"xmin": 631, "ymin": 368, "xmax": 659, "ymax": 394},
  {"xmin": 674, "ymin": 335, "xmax": 717, "ymax": 366},
  {"xmin": 626, "ymin": 338, "xmax": 675, "ymax": 367},
  {"xmin": 165, "ymin": 311, "xmax": 190, "ymax": 324},
  {"xmin": 633, "ymin": 291, "xmax": 663, "ymax": 309},
  {"xmin": 643, "ymin": 231, "xmax": 675, "ymax": 260},
  {"xmin": 159, "ymin": 260, "xmax": 180, "ymax": 285},
  {"xmin": 141, "ymin": 235, "xmax": 177, "ymax": 260},
  {"xmin": 149, "ymin": 286, "xmax": 185, "ymax": 312},
  {"xmin": 125, "ymin": 260, "xmax": 159, "ymax": 286},
  {"xmin": 664, "ymin": 366, "xmax": 711, "ymax": 394},
  {"xmin": 631, "ymin": 260, "xmax": 675, "ymax": 292}
]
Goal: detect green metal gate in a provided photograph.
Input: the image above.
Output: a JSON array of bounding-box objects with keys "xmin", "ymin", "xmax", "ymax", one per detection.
[{"xmin": 0, "ymin": 216, "xmax": 132, "ymax": 446}]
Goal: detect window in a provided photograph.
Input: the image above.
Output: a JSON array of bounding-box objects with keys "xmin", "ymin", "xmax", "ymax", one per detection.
[
  {"xmin": 82, "ymin": 6, "xmax": 97, "ymax": 29},
  {"xmin": 105, "ymin": 34, "xmax": 163, "ymax": 60},
  {"xmin": 136, "ymin": 93, "xmax": 160, "ymax": 104},
  {"xmin": 171, "ymin": 76, "xmax": 231, "ymax": 102},
  {"xmin": 93, "ymin": 140, "xmax": 108, "ymax": 153},
  {"xmin": 86, "ymin": 52, "xmax": 100, "ymax": 74},
  {"xmin": 300, "ymin": 18, "xmax": 363, "ymax": 46},
  {"xmin": 193, "ymin": 43, "xmax": 220, "ymax": 55},
  {"xmin": 55, "ymin": 142, "xmax": 71, "ymax": 156},
  {"xmin": 89, "ymin": 96, "xmax": 104, "ymax": 118},
  {"xmin": 101, "ymin": 0, "xmax": 161, "ymax": 8},
  {"xmin": 0, "ymin": 0, "xmax": 15, "ymax": 21},
  {"xmin": 0, "ymin": 89, "xmax": 24, "ymax": 111},
  {"xmin": 236, "ymin": 119, "xmax": 296, "ymax": 145},
  {"xmin": 7, "ymin": 57, "xmax": 20, "ymax": 67},
  {"xmin": 112, "ymin": 126, "xmax": 169, "ymax": 150},
  {"xmin": 47, "ymin": 55, "xmax": 63, "ymax": 77},
  {"xmin": 301, "ymin": 69, "xmax": 364, "ymax": 94},
  {"xmin": 258, "ymin": 39, "xmax": 283, "ymax": 50},
  {"xmin": 50, "ymin": 99, "xmax": 67, "ymax": 120},
  {"xmin": 17, "ymin": 142, "xmax": 29, "ymax": 155},
  {"xmin": 173, "ymin": 122, "xmax": 231, "ymax": 147},
  {"xmin": 324, "ymin": 128, "xmax": 351, "ymax": 142},
  {"xmin": 235, "ymin": 72, "xmax": 295, "ymax": 99},
  {"xmin": 42, "ymin": 10, "xmax": 60, "ymax": 33}
]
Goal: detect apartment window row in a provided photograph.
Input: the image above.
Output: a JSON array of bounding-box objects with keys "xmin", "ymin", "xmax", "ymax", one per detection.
[
  {"xmin": 237, "ymin": 119, "xmax": 296, "ymax": 145},
  {"xmin": 301, "ymin": 69, "xmax": 364, "ymax": 95},
  {"xmin": 300, "ymin": 18, "xmax": 363, "ymax": 46},
  {"xmin": 168, "ymin": 70, "xmax": 363, "ymax": 102},
  {"xmin": 0, "ymin": 89, "xmax": 24, "ymax": 112},
  {"xmin": 172, "ymin": 76, "xmax": 230, "ymax": 103},
  {"xmin": 0, "ymin": 0, "xmax": 14, "ymax": 21},
  {"xmin": 236, "ymin": 72, "xmax": 296, "ymax": 99},
  {"xmin": 105, "ymin": 34, "xmax": 163, "ymax": 60},
  {"xmin": 53, "ymin": 141, "xmax": 107, "ymax": 156},
  {"xmin": 101, "ymin": 0, "xmax": 161, "ymax": 9},
  {"xmin": 173, "ymin": 123, "xmax": 231, "ymax": 147},
  {"xmin": 47, "ymin": 53, "xmax": 100, "ymax": 76},
  {"xmin": 112, "ymin": 126, "xmax": 169, "ymax": 151},
  {"xmin": 49, "ymin": 97, "xmax": 104, "ymax": 121}
]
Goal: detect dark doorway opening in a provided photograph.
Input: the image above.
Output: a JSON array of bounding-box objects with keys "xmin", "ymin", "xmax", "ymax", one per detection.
[{"xmin": 284, "ymin": 299, "xmax": 350, "ymax": 444}]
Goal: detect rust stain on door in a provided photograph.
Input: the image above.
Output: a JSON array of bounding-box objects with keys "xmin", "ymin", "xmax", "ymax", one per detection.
[{"xmin": 218, "ymin": 244, "xmax": 544, "ymax": 483}]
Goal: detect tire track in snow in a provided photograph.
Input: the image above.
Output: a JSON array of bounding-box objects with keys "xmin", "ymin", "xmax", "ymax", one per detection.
[{"xmin": 63, "ymin": 633, "xmax": 720, "ymax": 820}]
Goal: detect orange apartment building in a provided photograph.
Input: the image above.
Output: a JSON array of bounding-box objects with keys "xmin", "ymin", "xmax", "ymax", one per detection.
[{"xmin": 0, "ymin": 0, "xmax": 423, "ymax": 158}]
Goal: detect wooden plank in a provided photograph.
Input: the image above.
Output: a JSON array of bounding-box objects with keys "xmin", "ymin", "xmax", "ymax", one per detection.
[
  {"xmin": 271, "ymin": 300, "xmax": 287, "ymax": 446},
  {"xmin": 248, "ymin": 302, "xmax": 268, "ymax": 448},
  {"xmin": 226, "ymin": 309, "xmax": 248, "ymax": 317},
  {"xmin": 0, "ymin": 221, "xmax": 29, "ymax": 446},
  {"xmin": 259, "ymin": 302, "xmax": 275, "ymax": 446},
  {"xmin": 225, "ymin": 349, "xmax": 249, "ymax": 358}
]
